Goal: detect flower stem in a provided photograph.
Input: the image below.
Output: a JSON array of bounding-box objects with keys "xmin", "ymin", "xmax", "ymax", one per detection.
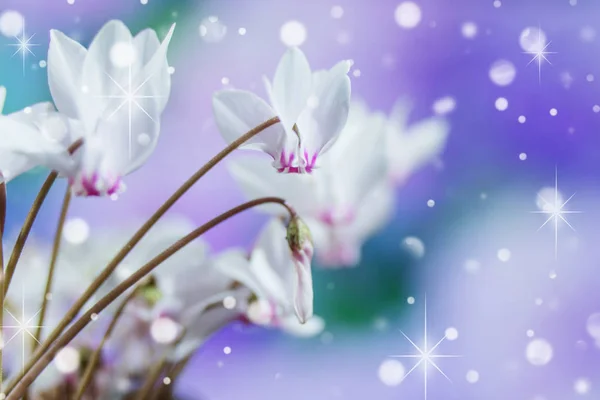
[
  {"xmin": 3, "ymin": 138, "xmax": 83, "ymax": 295},
  {"xmin": 2, "ymin": 118, "xmax": 279, "ymax": 395},
  {"xmin": 32, "ymin": 188, "xmax": 71, "ymax": 351},
  {"xmin": 6, "ymin": 196, "xmax": 293, "ymax": 399},
  {"xmin": 135, "ymin": 354, "xmax": 168, "ymax": 400},
  {"xmin": 73, "ymin": 279, "xmax": 147, "ymax": 400}
]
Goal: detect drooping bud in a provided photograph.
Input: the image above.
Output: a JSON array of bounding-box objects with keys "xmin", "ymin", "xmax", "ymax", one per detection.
[{"xmin": 286, "ymin": 215, "xmax": 314, "ymax": 324}]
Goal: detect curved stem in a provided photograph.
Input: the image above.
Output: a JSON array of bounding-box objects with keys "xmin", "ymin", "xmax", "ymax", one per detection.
[
  {"xmin": 73, "ymin": 280, "xmax": 146, "ymax": 400},
  {"xmin": 32, "ymin": 188, "xmax": 71, "ymax": 351},
  {"xmin": 3, "ymin": 118, "xmax": 280, "ymax": 395},
  {"xmin": 4, "ymin": 138, "xmax": 83, "ymax": 295},
  {"xmin": 6, "ymin": 196, "xmax": 293, "ymax": 399}
]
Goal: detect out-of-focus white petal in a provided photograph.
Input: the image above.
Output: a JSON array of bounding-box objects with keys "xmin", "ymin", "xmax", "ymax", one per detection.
[
  {"xmin": 387, "ymin": 117, "xmax": 450, "ymax": 181},
  {"xmin": 212, "ymin": 90, "xmax": 284, "ymax": 156},
  {"xmin": 299, "ymin": 60, "xmax": 351, "ymax": 157},
  {"xmin": 322, "ymin": 106, "xmax": 387, "ymax": 207},
  {"xmin": 279, "ymin": 314, "xmax": 325, "ymax": 337},
  {"xmin": 228, "ymin": 157, "xmax": 316, "ymax": 216},
  {"xmin": 213, "ymin": 249, "xmax": 267, "ymax": 299},
  {"xmin": 48, "ymin": 30, "xmax": 88, "ymax": 119},
  {"xmin": 268, "ymin": 47, "xmax": 312, "ymax": 134}
]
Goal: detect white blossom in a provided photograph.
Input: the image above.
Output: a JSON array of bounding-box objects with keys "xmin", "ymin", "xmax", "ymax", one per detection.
[{"xmin": 213, "ymin": 47, "xmax": 351, "ymax": 173}]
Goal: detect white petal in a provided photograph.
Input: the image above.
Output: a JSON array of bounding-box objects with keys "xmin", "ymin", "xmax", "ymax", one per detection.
[
  {"xmin": 387, "ymin": 117, "xmax": 450, "ymax": 180},
  {"xmin": 212, "ymin": 90, "xmax": 284, "ymax": 156},
  {"xmin": 0, "ymin": 117, "xmax": 73, "ymax": 180},
  {"xmin": 133, "ymin": 23, "xmax": 175, "ymax": 114},
  {"xmin": 268, "ymin": 47, "xmax": 312, "ymax": 134},
  {"xmin": 213, "ymin": 249, "xmax": 267, "ymax": 299},
  {"xmin": 389, "ymin": 97, "xmax": 413, "ymax": 129},
  {"xmin": 321, "ymin": 103, "xmax": 388, "ymax": 206},
  {"xmin": 279, "ymin": 314, "xmax": 325, "ymax": 337},
  {"xmin": 298, "ymin": 60, "xmax": 351, "ymax": 156},
  {"xmin": 80, "ymin": 20, "xmax": 135, "ymax": 133},
  {"xmin": 47, "ymin": 30, "xmax": 88, "ymax": 119},
  {"xmin": 90, "ymin": 88, "xmax": 161, "ymax": 177},
  {"xmin": 250, "ymin": 248, "xmax": 290, "ymax": 308},
  {"xmin": 227, "ymin": 157, "xmax": 316, "ymax": 216}
]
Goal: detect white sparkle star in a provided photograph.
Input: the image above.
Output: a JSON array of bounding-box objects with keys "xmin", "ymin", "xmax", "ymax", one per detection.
[
  {"xmin": 96, "ymin": 41, "xmax": 161, "ymax": 160},
  {"xmin": 6, "ymin": 17, "xmax": 39, "ymax": 75},
  {"xmin": 523, "ymin": 26, "xmax": 556, "ymax": 83},
  {"xmin": 2, "ymin": 285, "xmax": 45, "ymax": 379},
  {"xmin": 390, "ymin": 297, "xmax": 461, "ymax": 400},
  {"xmin": 531, "ymin": 167, "xmax": 581, "ymax": 259}
]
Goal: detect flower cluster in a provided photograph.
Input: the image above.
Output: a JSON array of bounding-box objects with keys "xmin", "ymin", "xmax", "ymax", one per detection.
[{"xmin": 0, "ymin": 19, "xmax": 449, "ymax": 400}]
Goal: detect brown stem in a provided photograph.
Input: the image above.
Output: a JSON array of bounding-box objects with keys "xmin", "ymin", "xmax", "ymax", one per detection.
[
  {"xmin": 3, "ymin": 138, "xmax": 83, "ymax": 294},
  {"xmin": 73, "ymin": 279, "xmax": 147, "ymax": 400},
  {"xmin": 6, "ymin": 196, "xmax": 292, "ymax": 399},
  {"xmin": 136, "ymin": 354, "xmax": 169, "ymax": 400},
  {"xmin": 2, "ymin": 118, "xmax": 279, "ymax": 395},
  {"xmin": 32, "ymin": 188, "xmax": 72, "ymax": 351}
]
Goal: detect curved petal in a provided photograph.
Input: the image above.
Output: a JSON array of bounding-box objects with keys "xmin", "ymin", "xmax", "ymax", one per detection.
[
  {"xmin": 133, "ymin": 23, "xmax": 175, "ymax": 114},
  {"xmin": 213, "ymin": 250, "xmax": 266, "ymax": 299},
  {"xmin": 212, "ymin": 90, "xmax": 284, "ymax": 156},
  {"xmin": 387, "ymin": 117, "xmax": 450, "ymax": 180},
  {"xmin": 0, "ymin": 117, "xmax": 73, "ymax": 180},
  {"xmin": 80, "ymin": 20, "xmax": 135, "ymax": 133},
  {"xmin": 268, "ymin": 47, "xmax": 312, "ymax": 135},
  {"xmin": 47, "ymin": 30, "xmax": 88, "ymax": 119},
  {"xmin": 228, "ymin": 157, "xmax": 316, "ymax": 216},
  {"xmin": 298, "ymin": 60, "xmax": 351, "ymax": 157}
]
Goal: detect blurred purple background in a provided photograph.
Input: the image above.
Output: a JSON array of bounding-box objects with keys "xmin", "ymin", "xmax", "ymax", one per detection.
[{"xmin": 2, "ymin": 0, "xmax": 600, "ymax": 399}]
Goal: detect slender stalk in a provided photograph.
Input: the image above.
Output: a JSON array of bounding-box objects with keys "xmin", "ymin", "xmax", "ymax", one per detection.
[
  {"xmin": 6, "ymin": 196, "xmax": 293, "ymax": 399},
  {"xmin": 154, "ymin": 354, "xmax": 193, "ymax": 399},
  {"xmin": 73, "ymin": 280, "xmax": 147, "ymax": 400},
  {"xmin": 136, "ymin": 355, "xmax": 168, "ymax": 400},
  {"xmin": 3, "ymin": 138, "xmax": 83, "ymax": 294},
  {"xmin": 3, "ymin": 117, "xmax": 280, "ymax": 395},
  {"xmin": 0, "ymin": 182, "xmax": 7, "ymax": 393},
  {"xmin": 32, "ymin": 188, "xmax": 71, "ymax": 351}
]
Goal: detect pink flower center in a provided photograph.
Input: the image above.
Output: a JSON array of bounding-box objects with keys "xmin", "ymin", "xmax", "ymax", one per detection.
[
  {"xmin": 276, "ymin": 149, "xmax": 318, "ymax": 174},
  {"xmin": 69, "ymin": 173, "xmax": 123, "ymax": 197}
]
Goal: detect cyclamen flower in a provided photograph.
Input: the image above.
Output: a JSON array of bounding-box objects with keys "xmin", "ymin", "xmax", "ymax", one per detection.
[
  {"xmin": 212, "ymin": 47, "xmax": 351, "ymax": 173},
  {"xmin": 47, "ymin": 20, "xmax": 175, "ymax": 196},
  {"xmin": 384, "ymin": 99, "xmax": 450, "ymax": 184},
  {"xmin": 215, "ymin": 218, "xmax": 323, "ymax": 335},
  {"xmin": 228, "ymin": 101, "xmax": 394, "ymax": 267}
]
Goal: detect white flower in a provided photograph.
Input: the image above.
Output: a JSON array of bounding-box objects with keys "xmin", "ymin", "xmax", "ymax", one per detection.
[
  {"xmin": 212, "ymin": 47, "xmax": 351, "ymax": 173},
  {"xmin": 385, "ymin": 98, "xmax": 450, "ymax": 184},
  {"xmin": 103, "ymin": 217, "xmax": 247, "ymax": 372},
  {"xmin": 215, "ymin": 218, "xmax": 321, "ymax": 334},
  {"xmin": 47, "ymin": 20, "xmax": 175, "ymax": 196},
  {"xmin": 0, "ymin": 87, "xmax": 76, "ymax": 183},
  {"xmin": 228, "ymin": 101, "xmax": 394, "ymax": 267}
]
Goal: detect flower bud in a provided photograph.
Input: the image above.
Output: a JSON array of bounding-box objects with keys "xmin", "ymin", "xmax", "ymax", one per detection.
[{"xmin": 286, "ymin": 216, "xmax": 314, "ymax": 324}]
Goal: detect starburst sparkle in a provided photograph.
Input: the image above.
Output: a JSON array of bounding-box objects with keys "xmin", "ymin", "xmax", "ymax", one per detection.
[
  {"xmin": 532, "ymin": 167, "xmax": 581, "ymax": 259},
  {"xmin": 390, "ymin": 297, "xmax": 461, "ymax": 400},
  {"xmin": 6, "ymin": 17, "xmax": 39, "ymax": 75},
  {"xmin": 523, "ymin": 27, "xmax": 556, "ymax": 83}
]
